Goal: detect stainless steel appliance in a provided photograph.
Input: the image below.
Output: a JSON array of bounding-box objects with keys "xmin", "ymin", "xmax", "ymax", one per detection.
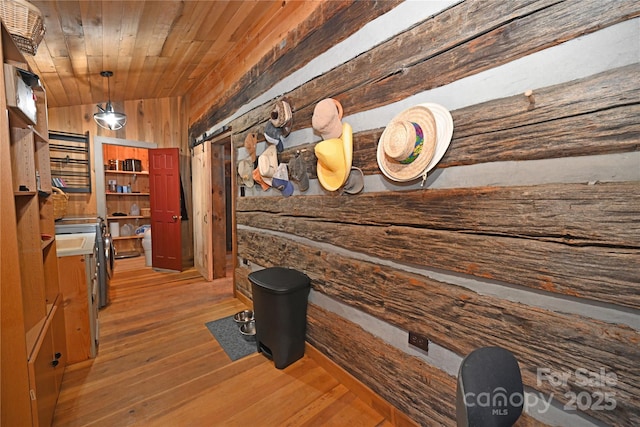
[{"xmin": 55, "ymin": 217, "xmax": 115, "ymax": 308}]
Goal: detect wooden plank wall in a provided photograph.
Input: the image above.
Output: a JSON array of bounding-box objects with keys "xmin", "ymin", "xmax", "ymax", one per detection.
[
  {"xmin": 188, "ymin": 0, "xmax": 402, "ymax": 139},
  {"xmin": 47, "ymin": 96, "xmax": 193, "ymax": 259},
  {"xmin": 189, "ymin": 0, "xmax": 639, "ymax": 425}
]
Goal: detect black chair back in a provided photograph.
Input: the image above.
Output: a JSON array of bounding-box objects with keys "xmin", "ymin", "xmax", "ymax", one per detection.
[{"xmin": 456, "ymin": 346, "xmax": 524, "ymax": 427}]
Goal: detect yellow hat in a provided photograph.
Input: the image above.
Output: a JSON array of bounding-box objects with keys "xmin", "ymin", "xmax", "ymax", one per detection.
[{"xmin": 315, "ymin": 122, "xmax": 352, "ymax": 191}]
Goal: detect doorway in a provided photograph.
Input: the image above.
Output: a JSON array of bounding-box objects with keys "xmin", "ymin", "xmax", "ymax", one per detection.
[
  {"xmin": 96, "ymin": 137, "xmax": 194, "ymax": 270},
  {"xmin": 191, "ymin": 131, "xmax": 234, "ymax": 281},
  {"xmin": 95, "ymin": 137, "xmax": 157, "ymax": 258}
]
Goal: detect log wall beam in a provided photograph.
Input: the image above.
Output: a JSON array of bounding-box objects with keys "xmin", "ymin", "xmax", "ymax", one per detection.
[
  {"xmin": 235, "ymin": 231, "xmax": 639, "ymax": 425},
  {"xmin": 237, "ymin": 182, "xmax": 640, "ymax": 308}
]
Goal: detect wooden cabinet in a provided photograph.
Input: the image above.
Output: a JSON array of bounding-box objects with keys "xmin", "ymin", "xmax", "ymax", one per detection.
[
  {"xmin": 57, "ymin": 254, "xmax": 99, "ymax": 364},
  {"xmin": 27, "ymin": 297, "xmax": 66, "ymax": 427},
  {"xmin": 1, "ymin": 22, "xmax": 66, "ymax": 426},
  {"xmin": 103, "ymin": 145, "xmax": 150, "ymax": 257}
]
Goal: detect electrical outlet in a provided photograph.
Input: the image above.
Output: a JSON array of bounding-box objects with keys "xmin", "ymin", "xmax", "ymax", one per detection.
[{"xmin": 408, "ymin": 332, "xmax": 429, "ymax": 353}]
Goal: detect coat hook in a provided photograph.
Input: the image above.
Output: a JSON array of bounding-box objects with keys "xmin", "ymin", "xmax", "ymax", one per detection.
[{"xmin": 524, "ymin": 89, "xmax": 535, "ymax": 106}]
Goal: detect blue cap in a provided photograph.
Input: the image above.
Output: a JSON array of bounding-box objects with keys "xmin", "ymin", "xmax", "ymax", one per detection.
[{"xmin": 272, "ymin": 177, "xmax": 294, "ymax": 196}]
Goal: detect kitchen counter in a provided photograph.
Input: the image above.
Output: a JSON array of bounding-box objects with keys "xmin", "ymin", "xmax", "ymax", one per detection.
[{"xmin": 56, "ymin": 233, "xmax": 96, "ymax": 257}]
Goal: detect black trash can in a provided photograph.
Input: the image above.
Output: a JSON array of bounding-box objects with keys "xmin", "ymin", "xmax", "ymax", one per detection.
[{"xmin": 249, "ymin": 267, "xmax": 311, "ymax": 369}]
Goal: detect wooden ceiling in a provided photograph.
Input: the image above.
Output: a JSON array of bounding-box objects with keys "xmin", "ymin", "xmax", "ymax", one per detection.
[{"xmin": 20, "ymin": 1, "xmax": 320, "ymax": 109}]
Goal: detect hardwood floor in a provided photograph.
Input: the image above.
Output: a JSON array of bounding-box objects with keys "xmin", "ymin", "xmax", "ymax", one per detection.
[{"xmin": 52, "ymin": 256, "xmax": 391, "ymax": 426}]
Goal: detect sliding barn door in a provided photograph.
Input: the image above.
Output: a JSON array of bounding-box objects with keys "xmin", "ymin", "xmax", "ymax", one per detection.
[
  {"xmin": 210, "ymin": 142, "xmax": 227, "ymax": 279},
  {"xmin": 192, "ymin": 142, "xmax": 213, "ymax": 280}
]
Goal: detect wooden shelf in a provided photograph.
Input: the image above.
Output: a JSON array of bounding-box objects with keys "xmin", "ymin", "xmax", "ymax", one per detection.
[
  {"xmin": 32, "ymin": 127, "xmax": 49, "ymax": 144},
  {"xmin": 105, "ymin": 170, "xmax": 148, "ymax": 175},
  {"xmin": 6, "ymin": 103, "xmax": 35, "ymax": 129},
  {"xmin": 2, "ymin": 25, "xmax": 27, "ymax": 65},
  {"xmin": 41, "ymin": 238, "xmax": 54, "ymax": 251},
  {"xmin": 106, "ymin": 192, "xmax": 150, "ymax": 196},
  {"xmin": 113, "ymin": 235, "xmax": 144, "ymax": 240},
  {"xmin": 107, "ymin": 215, "xmax": 150, "ymax": 220}
]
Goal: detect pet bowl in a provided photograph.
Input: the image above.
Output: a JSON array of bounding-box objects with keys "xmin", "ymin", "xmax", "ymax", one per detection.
[
  {"xmin": 240, "ymin": 320, "xmax": 256, "ymax": 337},
  {"xmin": 233, "ymin": 310, "xmax": 254, "ymax": 324}
]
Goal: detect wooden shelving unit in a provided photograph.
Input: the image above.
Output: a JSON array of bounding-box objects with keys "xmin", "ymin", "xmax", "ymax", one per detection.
[
  {"xmin": 115, "ymin": 235, "xmax": 144, "ymax": 240},
  {"xmin": 1, "ymin": 22, "xmax": 66, "ymax": 427},
  {"xmin": 103, "ymin": 148, "xmax": 150, "ymax": 255}
]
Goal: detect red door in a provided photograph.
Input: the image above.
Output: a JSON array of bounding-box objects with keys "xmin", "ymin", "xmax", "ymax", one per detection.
[{"xmin": 149, "ymin": 148, "xmax": 182, "ymax": 271}]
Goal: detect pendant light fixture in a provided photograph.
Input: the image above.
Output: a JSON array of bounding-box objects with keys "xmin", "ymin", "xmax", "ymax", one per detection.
[{"xmin": 94, "ymin": 71, "xmax": 127, "ymax": 130}]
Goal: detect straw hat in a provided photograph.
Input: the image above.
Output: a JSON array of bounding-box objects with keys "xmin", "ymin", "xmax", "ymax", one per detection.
[
  {"xmin": 258, "ymin": 144, "xmax": 278, "ymax": 186},
  {"xmin": 315, "ymin": 122, "xmax": 353, "ymax": 191},
  {"xmin": 237, "ymin": 158, "xmax": 254, "ymax": 188},
  {"xmin": 312, "ymin": 98, "xmax": 344, "ymax": 140},
  {"xmin": 421, "ymin": 103, "xmax": 454, "ymax": 175},
  {"xmin": 270, "ymin": 99, "xmax": 293, "ymax": 128},
  {"xmin": 377, "ymin": 103, "xmax": 452, "ymax": 182}
]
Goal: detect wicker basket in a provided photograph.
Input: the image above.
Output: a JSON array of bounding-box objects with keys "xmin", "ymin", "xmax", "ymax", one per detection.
[
  {"xmin": 0, "ymin": 0, "xmax": 46, "ymax": 55},
  {"xmin": 52, "ymin": 187, "xmax": 68, "ymax": 220}
]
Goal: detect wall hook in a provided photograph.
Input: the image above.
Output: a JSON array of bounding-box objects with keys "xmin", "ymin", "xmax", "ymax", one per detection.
[{"xmin": 524, "ymin": 89, "xmax": 535, "ymax": 107}]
